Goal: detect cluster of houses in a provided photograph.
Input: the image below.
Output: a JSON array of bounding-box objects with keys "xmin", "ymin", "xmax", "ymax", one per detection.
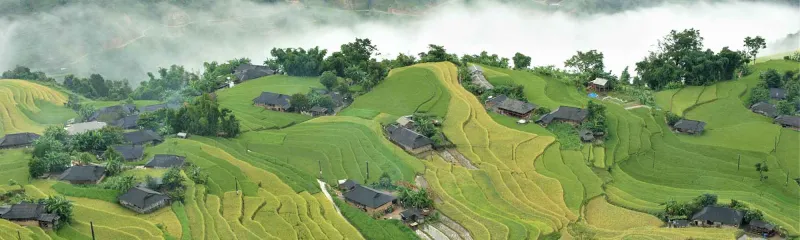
[
  {"xmin": 482, "ymin": 93, "xmax": 600, "ymax": 142},
  {"xmin": 669, "ymin": 206, "xmax": 777, "ymax": 237},
  {"xmin": 337, "ymin": 179, "xmax": 427, "ymax": 228},
  {"xmin": 748, "ymin": 88, "xmax": 800, "ymax": 130},
  {"xmin": 215, "ymin": 63, "xmax": 276, "ymax": 91}
]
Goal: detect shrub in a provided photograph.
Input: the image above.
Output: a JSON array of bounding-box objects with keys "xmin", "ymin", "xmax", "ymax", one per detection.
[{"xmin": 665, "ymin": 112, "xmax": 682, "ymax": 126}]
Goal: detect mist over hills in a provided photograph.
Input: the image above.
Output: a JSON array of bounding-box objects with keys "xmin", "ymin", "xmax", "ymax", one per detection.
[{"xmin": 0, "ymin": 0, "xmax": 797, "ymax": 86}]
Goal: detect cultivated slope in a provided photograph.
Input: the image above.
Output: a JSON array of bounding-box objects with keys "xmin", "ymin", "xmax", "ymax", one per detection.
[{"xmin": 0, "ymin": 79, "xmax": 73, "ymax": 135}]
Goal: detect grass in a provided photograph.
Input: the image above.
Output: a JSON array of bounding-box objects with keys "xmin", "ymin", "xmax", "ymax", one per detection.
[
  {"xmin": 584, "ymin": 197, "xmax": 662, "ymax": 231},
  {"xmin": 346, "ymin": 65, "xmax": 450, "ymax": 117},
  {"xmin": 0, "ymin": 149, "xmax": 31, "ymax": 187},
  {"xmin": 334, "ymin": 198, "xmax": 419, "ymax": 240},
  {"xmin": 51, "ymin": 182, "xmax": 120, "ymax": 202},
  {"xmin": 216, "ymin": 75, "xmax": 318, "ymax": 131},
  {"xmin": 0, "ymin": 79, "xmax": 69, "ymax": 135},
  {"xmin": 337, "ymin": 107, "xmax": 381, "ymax": 119}
]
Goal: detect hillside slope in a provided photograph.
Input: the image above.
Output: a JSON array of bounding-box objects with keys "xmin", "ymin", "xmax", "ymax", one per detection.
[{"xmin": 0, "ymin": 79, "xmax": 74, "ymax": 135}]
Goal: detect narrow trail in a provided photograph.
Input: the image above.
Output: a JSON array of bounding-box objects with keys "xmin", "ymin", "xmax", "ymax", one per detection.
[{"xmin": 317, "ymin": 179, "xmax": 344, "ymax": 218}]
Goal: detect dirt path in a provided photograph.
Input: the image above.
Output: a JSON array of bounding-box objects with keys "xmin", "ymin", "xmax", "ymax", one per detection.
[{"xmin": 440, "ymin": 149, "xmax": 478, "ymax": 170}]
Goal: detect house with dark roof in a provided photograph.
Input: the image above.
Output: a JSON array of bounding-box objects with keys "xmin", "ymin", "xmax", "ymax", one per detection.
[
  {"xmin": 536, "ymin": 106, "xmax": 589, "ymax": 126},
  {"xmin": 338, "ymin": 179, "xmax": 357, "ymax": 192},
  {"xmin": 747, "ymin": 219, "xmax": 777, "ymax": 236},
  {"xmin": 113, "ymin": 114, "xmax": 140, "ymax": 129},
  {"xmin": 0, "ymin": 132, "xmax": 40, "ymax": 149},
  {"xmin": 775, "ymin": 115, "xmax": 800, "ymax": 130},
  {"xmin": 253, "ymin": 92, "xmax": 291, "ymax": 112},
  {"xmin": 400, "ymin": 208, "xmax": 424, "ymax": 227},
  {"xmin": 304, "ymin": 106, "xmax": 328, "ymax": 117},
  {"xmin": 89, "ymin": 104, "xmax": 137, "ymax": 122},
  {"xmin": 142, "ymin": 102, "xmax": 181, "ymax": 113},
  {"xmin": 145, "ymin": 154, "xmax": 186, "ymax": 168},
  {"xmin": 234, "ymin": 64, "xmax": 275, "ymax": 82},
  {"xmin": 343, "ymin": 184, "xmax": 396, "ymax": 214},
  {"xmin": 0, "ymin": 202, "xmax": 60, "ymax": 229},
  {"xmin": 769, "ymin": 88, "xmax": 787, "ymax": 100},
  {"xmin": 385, "ymin": 125, "xmax": 433, "ymax": 154},
  {"xmin": 119, "ymin": 187, "xmax": 171, "ymax": 214},
  {"xmin": 750, "ymin": 102, "xmax": 778, "ymax": 118},
  {"xmin": 690, "ymin": 206, "xmax": 743, "ymax": 227},
  {"xmin": 58, "ymin": 165, "xmax": 106, "ymax": 184},
  {"xmin": 669, "ymin": 219, "xmax": 689, "ymax": 228},
  {"xmin": 486, "ymin": 95, "xmax": 538, "ymax": 119},
  {"xmin": 123, "ymin": 130, "xmax": 163, "ymax": 145},
  {"xmin": 467, "ymin": 65, "xmax": 494, "ymax": 90},
  {"xmin": 112, "ymin": 145, "xmax": 144, "ymax": 161},
  {"xmin": 673, "ymin": 119, "xmax": 706, "ymax": 135}
]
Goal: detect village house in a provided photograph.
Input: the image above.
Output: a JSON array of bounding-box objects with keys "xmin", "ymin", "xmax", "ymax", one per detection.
[
  {"xmin": 400, "ymin": 208, "xmax": 424, "ymax": 228},
  {"xmin": 750, "ymin": 102, "xmax": 778, "ymax": 118},
  {"xmin": 769, "ymin": 88, "xmax": 787, "ymax": 100},
  {"xmin": 123, "ymin": 129, "xmax": 163, "ymax": 145},
  {"xmin": 343, "ymin": 184, "xmax": 396, "ymax": 214},
  {"xmin": 89, "ymin": 104, "xmax": 137, "ymax": 122},
  {"xmin": 468, "ymin": 65, "xmax": 494, "ymax": 90},
  {"xmin": 113, "ymin": 114, "xmax": 140, "ymax": 129},
  {"xmin": 234, "ymin": 64, "xmax": 275, "ymax": 82},
  {"xmin": 673, "ymin": 119, "xmax": 706, "ymax": 135},
  {"xmin": 385, "ymin": 125, "xmax": 433, "ymax": 154},
  {"xmin": 253, "ymin": 92, "xmax": 292, "ymax": 112},
  {"xmin": 118, "ymin": 187, "xmax": 171, "ymax": 214},
  {"xmin": 747, "ymin": 220, "xmax": 777, "ymax": 237},
  {"xmin": 775, "ymin": 115, "xmax": 800, "ymax": 130},
  {"xmin": 536, "ymin": 106, "xmax": 589, "ymax": 126},
  {"xmin": 112, "ymin": 145, "xmax": 145, "ymax": 161},
  {"xmin": 58, "ymin": 165, "xmax": 106, "ymax": 185},
  {"xmin": 338, "ymin": 179, "xmax": 358, "ymax": 192},
  {"xmin": 396, "ymin": 115, "xmax": 414, "ymax": 128},
  {"xmin": 141, "ymin": 102, "xmax": 181, "ymax": 113},
  {"xmin": 0, "ymin": 132, "xmax": 40, "ymax": 149},
  {"xmin": 669, "ymin": 219, "xmax": 690, "ymax": 228},
  {"xmin": 145, "ymin": 154, "xmax": 186, "ymax": 169},
  {"xmin": 588, "ymin": 78, "xmax": 610, "ymax": 92},
  {"xmin": 303, "ymin": 106, "xmax": 329, "ymax": 117},
  {"xmin": 65, "ymin": 121, "xmax": 108, "ymax": 135},
  {"xmin": 0, "ymin": 202, "xmax": 60, "ymax": 229},
  {"xmin": 485, "ymin": 95, "xmax": 538, "ymax": 119},
  {"xmin": 690, "ymin": 206, "xmax": 743, "ymax": 228}
]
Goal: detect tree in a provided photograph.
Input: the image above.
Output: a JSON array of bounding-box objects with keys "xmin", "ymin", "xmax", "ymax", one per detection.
[
  {"xmin": 320, "ymin": 71, "xmax": 338, "ymax": 90},
  {"xmin": 665, "ymin": 112, "xmax": 682, "ymax": 126},
  {"xmin": 564, "ymin": 50, "xmax": 605, "ymax": 82},
  {"xmin": 268, "ymin": 47, "xmax": 327, "ymax": 76},
  {"xmin": 41, "ymin": 195, "xmax": 72, "ymax": 226},
  {"xmin": 162, "ymin": 167, "xmax": 186, "ymax": 201},
  {"xmin": 75, "ymin": 152, "xmax": 94, "ymax": 166},
  {"xmin": 743, "ymin": 36, "xmax": 767, "ymax": 63},
  {"xmin": 100, "ymin": 175, "xmax": 136, "ymax": 192},
  {"xmin": 145, "ymin": 175, "xmax": 161, "ymax": 190},
  {"xmin": 387, "ymin": 53, "xmax": 417, "ymax": 68},
  {"xmin": 776, "ymin": 100, "xmax": 796, "ymax": 115},
  {"xmin": 747, "ymin": 87, "xmax": 770, "ymax": 106},
  {"xmin": 761, "ymin": 69, "xmax": 783, "ymax": 88},
  {"xmin": 692, "ymin": 193, "xmax": 718, "ymax": 207},
  {"xmin": 418, "ymin": 45, "xmax": 459, "ymax": 64},
  {"xmin": 105, "ymin": 158, "xmax": 123, "ymax": 176},
  {"xmin": 512, "ymin": 52, "xmax": 532, "ymax": 70},
  {"xmin": 755, "ymin": 162, "xmax": 769, "ymax": 181},
  {"xmin": 289, "ymin": 93, "xmax": 311, "ymax": 112},
  {"xmin": 744, "ymin": 209, "xmax": 764, "ymax": 223},
  {"xmin": 619, "ymin": 66, "xmax": 631, "ymax": 85}
]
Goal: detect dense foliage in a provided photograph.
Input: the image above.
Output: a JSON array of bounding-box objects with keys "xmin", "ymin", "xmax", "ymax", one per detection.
[
  {"xmin": 63, "ymin": 74, "xmax": 133, "ymax": 100},
  {"xmin": 582, "ymin": 100, "xmax": 608, "ymax": 133},
  {"xmin": 635, "ymin": 29, "xmax": 749, "ymax": 90},
  {"xmin": 2, "ymin": 66, "xmax": 56, "ymax": 83},
  {"xmin": 168, "ymin": 93, "xmax": 241, "ymax": 137},
  {"xmin": 334, "ymin": 198, "xmax": 420, "ymax": 240},
  {"xmin": 133, "ymin": 65, "xmax": 199, "ymax": 101},
  {"xmin": 40, "ymin": 195, "xmax": 73, "ymax": 228}
]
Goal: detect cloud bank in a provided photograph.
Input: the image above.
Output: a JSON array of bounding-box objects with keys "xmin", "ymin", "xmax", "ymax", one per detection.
[{"xmin": 0, "ymin": 0, "xmax": 797, "ymax": 84}]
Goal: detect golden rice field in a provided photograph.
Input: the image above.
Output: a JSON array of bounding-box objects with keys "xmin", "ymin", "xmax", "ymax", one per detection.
[{"xmin": 0, "ymin": 79, "xmax": 70, "ymax": 135}]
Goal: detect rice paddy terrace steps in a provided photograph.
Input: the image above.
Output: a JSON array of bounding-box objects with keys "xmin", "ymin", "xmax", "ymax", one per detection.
[{"xmin": 0, "ymin": 79, "xmax": 72, "ymax": 135}]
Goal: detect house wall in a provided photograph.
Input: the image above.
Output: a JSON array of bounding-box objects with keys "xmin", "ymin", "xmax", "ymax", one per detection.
[
  {"xmin": 365, "ymin": 202, "xmax": 393, "ymax": 214},
  {"xmin": 67, "ymin": 176, "xmax": 104, "ymax": 185},
  {"xmin": 405, "ymin": 145, "xmax": 433, "ymax": 154},
  {"xmin": 121, "ymin": 199, "xmax": 169, "ymax": 214},
  {"xmin": 254, "ymin": 103, "xmax": 286, "ymax": 112},
  {"xmin": 497, "ymin": 109, "xmax": 532, "ymax": 119}
]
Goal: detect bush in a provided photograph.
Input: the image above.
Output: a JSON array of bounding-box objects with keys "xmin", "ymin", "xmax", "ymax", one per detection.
[
  {"xmin": 664, "ymin": 81, "xmax": 684, "ymax": 90},
  {"xmin": 665, "ymin": 112, "xmax": 682, "ymax": 126}
]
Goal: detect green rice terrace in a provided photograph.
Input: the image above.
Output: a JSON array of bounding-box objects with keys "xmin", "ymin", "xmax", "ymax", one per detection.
[{"xmin": 0, "ymin": 58, "xmax": 798, "ymax": 240}]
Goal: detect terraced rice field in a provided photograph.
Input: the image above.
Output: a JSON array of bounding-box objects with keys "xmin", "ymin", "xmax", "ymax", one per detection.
[
  {"xmin": 415, "ymin": 62, "xmax": 580, "ymax": 239},
  {"xmin": 347, "ymin": 65, "xmax": 451, "ymax": 118},
  {"xmin": 0, "ymin": 79, "xmax": 72, "ymax": 135},
  {"xmin": 216, "ymin": 75, "xmax": 319, "ymax": 131}
]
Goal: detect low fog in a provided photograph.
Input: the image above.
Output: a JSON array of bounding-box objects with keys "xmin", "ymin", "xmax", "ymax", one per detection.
[{"xmin": 0, "ymin": 0, "xmax": 798, "ymax": 85}]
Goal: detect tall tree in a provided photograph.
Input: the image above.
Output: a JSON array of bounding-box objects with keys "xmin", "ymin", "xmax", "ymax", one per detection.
[
  {"xmin": 564, "ymin": 50, "xmax": 605, "ymax": 82},
  {"xmin": 619, "ymin": 66, "xmax": 631, "ymax": 84},
  {"xmin": 41, "ymin": 196, "xmax": 73, "ymax": 227},
  {"xmin": 761, "ymin": 69, "xmax": 783, "ymax": 88},
  {"xmin": 289, "ymin": 93, "xmax": 311, "ymax": 112},
  {"xmin": 319, "ymin": 71, "xmax": 338, "ymax": 90},
  {"xmin": 743, "ymin": 36, "xmax": 767, "ymax": 63},
  {"xmin": 512, "ymin": 52, "xmax": 532, "ymax": 70}
]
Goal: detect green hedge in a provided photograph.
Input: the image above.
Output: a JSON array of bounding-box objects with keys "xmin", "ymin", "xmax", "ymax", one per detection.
[{"xmin": 334, "ymin": 198, "xmax": 419, "ymax": 240}]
